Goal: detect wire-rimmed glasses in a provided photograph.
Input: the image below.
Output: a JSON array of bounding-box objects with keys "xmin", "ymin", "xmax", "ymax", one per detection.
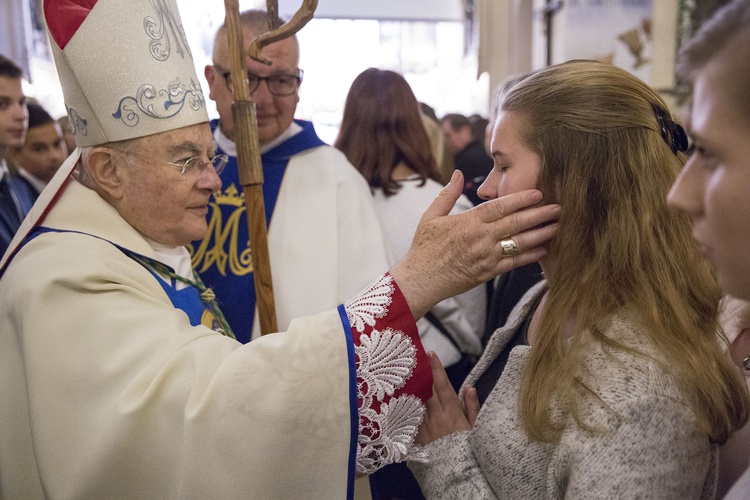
[{"xmin": 109, "ymin": 148, "xmax": 229, "ymax": 176}]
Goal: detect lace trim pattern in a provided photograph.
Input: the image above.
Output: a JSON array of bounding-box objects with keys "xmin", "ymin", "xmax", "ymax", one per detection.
[
  {"xmin": 346, "ymin": 274, "xmax": 428, "ymax": 474},
  {"xmin": 358, "ymin": 328, "xmax": 416, "ymax": 400},
  {"xmin": 357, "ymin": 328, "xmax": 427, "ymax": 474},
  {"xmin": 345, "ymin": 274, "xmax": 394, "ymax": 333},
  {"xmin": 356, "ymin": 329, "xmax": 427, "ymax": 474},
  {"xmin": 357, "ymin": 394, "xmax": 427, "ymax": 474}
]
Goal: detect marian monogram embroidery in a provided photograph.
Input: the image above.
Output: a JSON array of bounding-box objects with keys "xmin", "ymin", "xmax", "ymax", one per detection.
[{"xmin": 189, "ymin": 185, "xmax": 253, "ymax": 277}]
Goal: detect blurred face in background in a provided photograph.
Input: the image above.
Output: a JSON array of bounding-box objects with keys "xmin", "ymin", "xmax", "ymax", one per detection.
[
  {"xmin": 13, "ymin": 121, "xmax": 67, "ymax": 183},
  {"xmin": 441, "ymin": 121, "xmax": 471, "ymax": 155},
  {"xmin": 57, "ymin": 116, "xmax": 76, "ymax": 154},
  {"xmin": 0, "ymin": 76, "xmax": 27, "ymax": 150}
]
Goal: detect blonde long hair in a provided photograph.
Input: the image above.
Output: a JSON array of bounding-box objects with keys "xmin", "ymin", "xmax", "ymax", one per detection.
[{"xmin": 504, "ymin": 61, "xmax": 748, "ymax": 443}]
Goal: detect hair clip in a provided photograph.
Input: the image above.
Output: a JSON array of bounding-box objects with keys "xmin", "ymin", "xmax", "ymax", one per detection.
[
  {"xmin": 654, "ymin": 107, "xmax": 689, "ymax": 155},
  {"xmin": 668, "ymin": 121, "xmax": 689, "ymax": 154}
]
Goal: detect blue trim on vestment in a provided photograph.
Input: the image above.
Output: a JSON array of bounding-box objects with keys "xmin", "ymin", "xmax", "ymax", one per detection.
[
  {"xmin": 140, "ymin": 266, "xmax": 206, "ymax": 327},
  {"xmin": 338, "ymin": 303, "xmax": 358, "ymax": 500}
]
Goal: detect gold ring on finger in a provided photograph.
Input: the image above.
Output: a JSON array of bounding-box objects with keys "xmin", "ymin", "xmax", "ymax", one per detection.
[{"xmin": 500, "ymin": 238, "xmax": 519, "ymax": 258}]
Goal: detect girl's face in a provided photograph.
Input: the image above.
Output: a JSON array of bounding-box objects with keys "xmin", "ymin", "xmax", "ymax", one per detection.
[{"xmin": 478, "ymin": 110, "xmax": 542, "ymax": 201}]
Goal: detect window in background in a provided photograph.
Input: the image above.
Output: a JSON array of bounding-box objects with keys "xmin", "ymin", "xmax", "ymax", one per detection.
[
  {"xmin": 26, "ymin": 0, "xmax": 488, "ymax": 140},
  {"xmin": 296, "ymin": 18, "xmax": 487, "ymax": 143},
  {"xmin": 178, "ymin": 0, "xmax": 488, "ymax": 141}
]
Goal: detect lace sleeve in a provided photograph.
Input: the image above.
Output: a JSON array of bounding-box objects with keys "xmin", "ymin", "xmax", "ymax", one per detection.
[{"xmin": 344, "ymin": 273, "xmax": 433, "ymax": 476}]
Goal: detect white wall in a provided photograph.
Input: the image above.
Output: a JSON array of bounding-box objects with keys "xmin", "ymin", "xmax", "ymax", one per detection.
[
  {"xmin": 279, "ymin": 0, "xmax": 463, "ymax": 21},
  {"xmin": 0, "ymin": 0, "xmax": 32, "ymax": 80}
]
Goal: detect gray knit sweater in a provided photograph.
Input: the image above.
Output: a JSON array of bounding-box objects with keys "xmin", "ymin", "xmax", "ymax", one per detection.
[{"xmin": 410, "ymin": 282, "xmax": 717, "ymax": 499}]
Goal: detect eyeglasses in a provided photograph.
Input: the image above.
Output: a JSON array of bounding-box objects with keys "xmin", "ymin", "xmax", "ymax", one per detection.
[
  {"xmin": 216, "ymin": 66, "xmax": 303, "ymax": 96},
  {"xmin": 110, "ymin": 148, "xmax": 228, "ymax": 176}
]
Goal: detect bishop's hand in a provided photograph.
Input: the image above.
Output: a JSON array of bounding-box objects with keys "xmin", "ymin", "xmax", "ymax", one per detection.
[{"xmin": 391, "ymin": 170, "xmax": 560, "ymax": 320}]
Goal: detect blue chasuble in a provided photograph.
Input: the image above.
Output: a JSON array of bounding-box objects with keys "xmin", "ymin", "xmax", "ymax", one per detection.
[{"xmin": 189, "ymin": 119, "xmax": 326, "ymax": 343}]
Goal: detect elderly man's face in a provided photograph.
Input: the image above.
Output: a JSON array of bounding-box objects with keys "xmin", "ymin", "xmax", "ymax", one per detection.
[
  {"xmin": 206, "ymin": 29, "xmax": 300, "ymax": 146},
  {"xmin": 667, "ymin": 38, "xmax": 750, "ymax": 300},
  {"xmin": 116, "ymin": 123, "xmax": 221, "ymax": 247}
]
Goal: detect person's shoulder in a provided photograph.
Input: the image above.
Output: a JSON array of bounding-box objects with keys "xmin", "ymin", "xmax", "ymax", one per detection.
[
  {"xmin": 294, "ymin": 144, "xmax": 371, "ymax": 184},
  {"xmin": 594, "ymin": 309, "xmax": 663, "ymax": 361},
  {"xmin": 580, "ymin": 311, "xmax": 687, "ymax": 406},
  {"xmin": 414, "ymin": 178, "xmax": 473, "ymax": 213},
  {"xmin": 295, "ymin": 141, "xmax": 343, "ymax": 162},
  {"xmin": 562, "ymin": 316, "xmax": 699, "ymax": 448},
  {"xmin": 35, "ymin": 227, "xmax": 123, "ymax": 255},
  {"xmin": 384, "ymin": 178, "xmax": 443, "ymax": 209},
  {"xmin": 2, "ymin": 231, "xmax": 127, "ymax": 297}
]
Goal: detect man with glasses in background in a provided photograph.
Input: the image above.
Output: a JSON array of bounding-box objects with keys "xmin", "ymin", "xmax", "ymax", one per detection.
[{"xmin": 196, "ymin": 9, "xmax": 391, "ymax": 344}]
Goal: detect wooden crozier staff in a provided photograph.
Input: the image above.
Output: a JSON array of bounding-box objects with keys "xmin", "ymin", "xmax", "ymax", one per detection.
[{"xmin": 222, "ymin": 0, "xmax": 318, "ymax": 335}]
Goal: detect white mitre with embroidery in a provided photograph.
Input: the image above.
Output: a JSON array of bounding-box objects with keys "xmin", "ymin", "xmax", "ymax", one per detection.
[
  {"xmin": 0, "ymin": 0, "xmax": 206, "ymax": 269},
  {"xmin": 45, "ymin": 0, "xmax": 207, "ymax": 147}
]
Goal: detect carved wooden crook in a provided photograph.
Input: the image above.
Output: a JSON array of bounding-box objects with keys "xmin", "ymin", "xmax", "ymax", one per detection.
[{"xmin": 248, "ymin": 0, "xmax": 319, "ymax": 65}]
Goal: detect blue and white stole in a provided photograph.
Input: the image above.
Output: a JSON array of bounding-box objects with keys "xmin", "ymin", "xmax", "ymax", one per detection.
[{"xmin": 17, "ymin": 227, "xmax": 220, "ymax": 332}]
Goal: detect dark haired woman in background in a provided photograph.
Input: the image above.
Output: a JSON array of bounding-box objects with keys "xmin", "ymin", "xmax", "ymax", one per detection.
[{"xmin": 336, "ymin": 68, "xmax": 487, "ymax": 499}]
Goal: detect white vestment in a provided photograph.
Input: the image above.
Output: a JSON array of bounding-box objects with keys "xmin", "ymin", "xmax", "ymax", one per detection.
[{"xmin": 0, "ymin": 153, "xmax": 431, "ymax": 499}]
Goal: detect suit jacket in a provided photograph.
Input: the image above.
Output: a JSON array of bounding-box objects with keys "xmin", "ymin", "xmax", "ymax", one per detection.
[{"xmin": 0, "ymin": 169, "xmax": 36, "ymax": 258}]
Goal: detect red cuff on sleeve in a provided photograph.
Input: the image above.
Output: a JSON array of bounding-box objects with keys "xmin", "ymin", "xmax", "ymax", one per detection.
[
  {"xmin": 345, "ymin": 273, "xmax": 434, "ymax": 474},
  {"xmin": 345, "ymin": 273, "xmax": 433, "ymax": 416}
]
